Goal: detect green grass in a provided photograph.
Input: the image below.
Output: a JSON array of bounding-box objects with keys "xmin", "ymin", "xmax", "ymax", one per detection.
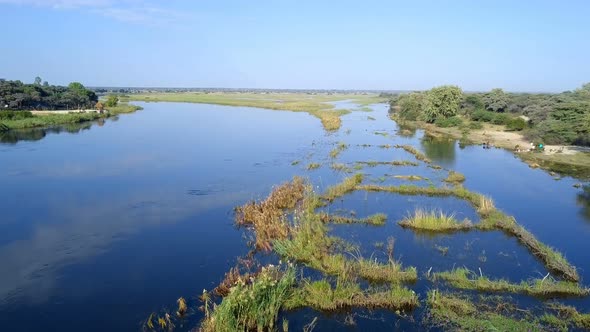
[
  {"xmin": 433, "ymin": 268, "xmax": 589, "ymax": 298},
  {"xmin": 285, "ymin": 279, "xmax": 418, "ymax": 312},
  {"xmin": 329, "ymin": 142, "xmax": 348, "ymax": 158},
  {"xmin": 426, "ymin": 290, "xmax": 545, "ymax": 331},
  {"xmin": 399, "ymin": 209, "xmax": 473, "ymax": 232},
  {"xmin": 200, "ymin": 265, "xmax": 296, "ymax": 332},
  {"xmin": 356, "ymin": 160, "xmax": 419, "ymax": 167},
  {"xmin": 323, "ymin": 173, "xmax": 364, "ymax": 201},
  {"xmin": 321, "ymin": 213, "xmax": 387, "ymax": 226},
  {"xmin": 393, "ymin": 175, "xmax": 424, "ymax": 181},
  {"xmin": 356, "ymin": 258, "xmax": 418, "ymax": 283},
  {"xmin": 542, "ymin": 303, "xmax": 590, "ymax": 330},
  {"xmin": 444, "ymin": 170, "xmax": 466, "ymax": 184},
  {"xmin": 395, "ymin": 144, "xmax": 431, "ymax": 163}
]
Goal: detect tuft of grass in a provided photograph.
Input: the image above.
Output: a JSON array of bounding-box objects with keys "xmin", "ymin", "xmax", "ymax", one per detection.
[
  {"xmin": 291, "ymin": 160, "xmax": 300, "ymax": 166},
  {"xmin": 200, "ymin": 265, "xmax": 296, "ymax": 332},
  {"xmin": 476, "ymin": 195, "xmax": 495, "ymax": 216},
  {"xmin": 395, "ymin": 145, "xmax": 431, "ymax": 163},
  {"xmin": 367, "ymin": 116, "xmax": 376, "ymax": 120},
  {"xmin": 399, "ymin": 209, "xmax": 473, "ymax": 232},
  {"xmin": 435, "ymin": 244, "xmax": 449, "ymax": 255},
  {"xmin": 543, "ymin": 303, "xmax": 590, "ymax": 330},
  {"xmin": 356, "ymin": 258, "xmax": 418, "ymax": 284},
  {"xmin": 444, "ymin": 171, "xmax": 466, "ymax": 184},
  {"xmin": 356, "ymin": 160, "xmax": 419, "ymax": 167},
  {"xmin": 433, "ymin": 268, "xmax": 589, "ymax": 298},
  {"xmin": 330, "ymin": 163, "xmax": 350, "ymax": 172},
  {"xmin": 306, "ymin": 163, "xmax": 321, "ymax": 170},
  {"xmin": 329, "ymin": 142, "xmax": 348, "ymax": 158},
  {"xmin": 323, "ymin": 173, "xmax": 364, "ymax": 201}
]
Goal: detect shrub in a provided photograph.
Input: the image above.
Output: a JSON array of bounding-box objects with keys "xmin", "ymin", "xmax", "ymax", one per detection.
[
  {"xmin": 0, "ymin": 110, "xmax": 33, "ymax": 120},
  {"xmin": 471, "ymin": 109, "xmax": 495, "ymax": 122},
  {"xmin": 435, "ymin": 116, "xmax": 463, "ymax": 128},
  {"xmin": 491, "ymin": 113, "xmax": 511, "ymax": 125},
  {"xmin": 468, "ymin": 122, "xmax": 483, "ymax": 130},
  {"xmin": 506, "ymin": 118, "xmax": 527, "ymax": 131}
]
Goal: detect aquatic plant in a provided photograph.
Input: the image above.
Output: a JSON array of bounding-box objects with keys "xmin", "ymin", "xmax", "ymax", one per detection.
[
  {"xmin": 395, "ymin": 144, "xmax": 431, "ymax": 163},
  {"xmin": 306, "ymin": 163, "xmax": 321, "ymax": 170},
  {"xmin": 323, "ymin": 173, "xmax": 364, "ymax": 201},
  {"xmin": 199, "ymin": 265, "xmax": 296, "ymax": 332},
  {"xmin": 542, "ymin": 303, "xmax": 590, "ymax": 330},
  {"xmin": 399, "ymin": 209, "xmax": 473, "ymax": 232},
  {"xmin": 319, "ymin": 212, "xmax": 387, "ymax": 226},
  {"xmin": 356, "ymin": 160, "xmax": 419, "ymax": 167},
  {"xmin": 444, "ymin": 170, "xmax": 466, "ymax": 184},
  {"xmin": 393, "ymin": 175, "xmax": 424, "ymax": 181},
  {"xmin": 433, "ymin": 268, "xmax": 589, "ymax": 298},
  {"xmin": 356, "ymin": 257, "xmax": 418, "ymax": 284},
  {"xmin": 329, "ymin": 142, "xmax": 348, "ymax": 158}
]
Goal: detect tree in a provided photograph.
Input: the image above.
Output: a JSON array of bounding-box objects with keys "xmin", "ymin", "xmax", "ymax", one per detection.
[
  {"xmin": 422, "ymin": 85, "xmax": 463, "ymax": 123},
  {"xmin": 95, "ymin": 101, "xmax": 104, "ymax": 112},
  {"xmin": 394, "ymin": 92, "xmax": 425, "ymax": 120},
  {"xmin": 483, "ymin": 88, "xmax": 509, "ymax": 112},
  {"xmin": 105, "ymin": 94, "xmax": 119, "ymax": 107},
  {"xmin": 34, "ymin": 76, "xmax": 42, "ymax": 85}
]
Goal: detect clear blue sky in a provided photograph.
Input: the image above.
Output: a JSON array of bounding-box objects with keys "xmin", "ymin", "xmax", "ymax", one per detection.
[{"xmin": 1, "ymin": 0, "xmax": 589, "ymax": 92}]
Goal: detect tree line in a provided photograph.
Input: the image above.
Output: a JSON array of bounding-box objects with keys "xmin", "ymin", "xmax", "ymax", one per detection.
[
  {"xmin": 0, "ymin": 78, "xmax": 98, "ymax": 110},
  {"xmin": 390, "ymin": 83, "xmax": 590, "ymax": 146}
]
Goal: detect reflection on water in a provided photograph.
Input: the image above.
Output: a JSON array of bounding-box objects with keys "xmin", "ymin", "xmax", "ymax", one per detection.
[
  {"xmin": 0, "ymin": 121, "xmax": 97, "ymax": 144},
  {"xmin": 577, "ymin": 185, "xmax": 590, "ymax": 219},
  {"xmin": 421, "ymin": 134, "xmax": 456, "ymax": 166}
]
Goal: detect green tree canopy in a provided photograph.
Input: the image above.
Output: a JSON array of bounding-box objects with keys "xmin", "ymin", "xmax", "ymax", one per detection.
[
  {"xmin": 423, "ymin": 85, "xmax": 463, "ymax": 122},
  {"xmin": 483, "ymin": 88, "xmax": 509, "ymax": 112}
]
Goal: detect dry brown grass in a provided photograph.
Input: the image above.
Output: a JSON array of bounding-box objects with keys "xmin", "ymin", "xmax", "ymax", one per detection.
[{"xmin": 235, "ymin": 177, "xmax": 306, "ymax": 251}]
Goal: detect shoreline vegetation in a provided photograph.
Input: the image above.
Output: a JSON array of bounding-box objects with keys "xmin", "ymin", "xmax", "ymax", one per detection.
[
  {"xmin": 126, "ymin": 92, "xmax": 386, "ymax": 131},
  {"xmin": 386, "ymin": 84, "xmax": 590, "ymax": 178}
]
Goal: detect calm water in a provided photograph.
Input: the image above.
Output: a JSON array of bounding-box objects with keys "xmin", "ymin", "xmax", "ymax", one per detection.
[{"xmin": 0, "ymin": 101, "xmax": 589, "ymax": 331}]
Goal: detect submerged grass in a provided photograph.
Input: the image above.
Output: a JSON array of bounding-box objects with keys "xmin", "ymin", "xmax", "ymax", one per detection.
[
  {"xmin": 426, "ymin": 290, "xmax": 544, "ymax": 331},
  {"xmin": 329, "ymin": 142, "xmax": 348, "ymax": 158},
  {"xmin": 542, "ymin": 303, "xmax": 590, "ymax": 330},
  {"xmin": 399, "ymin": 209, "xmax": 473, "ymax": 232},
  {"xmin": 356, "ymin": 160, "xmax": 419, "ymax": 167},
  {"xmin": 395, "ymin": 145, "xmax": 431, "ymax": 163},
  {"xmin": 320, "ymin": 212, "xmax": 387, "ymax": 226},
  {"xmin": 433, "ymin": 268, "xmax": 589, "ymax": 298},
  {"xmin": 393, "ymin": 175, "xmax": 424, "ymax": 181}
]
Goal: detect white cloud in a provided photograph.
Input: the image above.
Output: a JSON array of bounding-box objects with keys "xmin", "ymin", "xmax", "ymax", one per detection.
[{"xmin": 0, "ymin": 0, "xmax": 187, "ymax": 25}]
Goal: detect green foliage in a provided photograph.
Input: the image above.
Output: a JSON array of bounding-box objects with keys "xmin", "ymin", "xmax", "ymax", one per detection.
[
  {"xmin": 393, "ymin": 92, "xmax": 425, "ymax": 120},
  {"xmin": 506, "ymin": 118, "xmax": 527, "ymax": 131},
  {"xmin": 105, "ymin": 95, "xmax": 119, "ymax": 107},
  {"xmin": 483, "ymin": 88, "xmax": 509, "ymax": 112},
  {"xmin": 0, "ymin": 110, "xmax": 33, "ymax": 120},
  {"xmin": 468, "ymin": 121, "xmax": 483, "ymax": 130},
  {"xmin": 491, "ymin": 112, "xmax": 511, "ymax": 125},
  {"xmin": 0, "ymin": 79, "xmax": 97, "ymax": 110},
  {"xmin": 423, "ymin": 85, "xmax": 463, "ymax": 122},
  {"xmin": 434, "ymin": 115, "xmax": 463, "ymax": 128}
]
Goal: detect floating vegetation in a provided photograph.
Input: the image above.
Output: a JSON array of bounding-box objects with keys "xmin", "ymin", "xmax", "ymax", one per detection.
[
  {"xmin": 356, "ymin": 160, "xmax": 419, "ymax": 167},
  {"xmin": 285, "ymin": 279, "xmax": 418, "ymax": 312},
  {"xmin": 399, "ymin": 209, "xmax": 473, "ymax": 232},
  {"xmin": 320, "ymin": 212, "xmax": 387, "ymax": 226},
  {"xmin": 329, "ymin": 142, "xmax": 348, "ymax": 158},
  {"xmin": 435, "ymin": 244, "xmax": 449, "ymax": 255},
  {"xmin": 306, "ymin": 163, "xmax": 321, "ymax": 170},
  {"xmin": 433, "ymin": 268, "xmax": 589, "ymax": 298},
  {"xmin": 323, "ymin": 173, "xmax": 364, "ymax": 201},
  {"xmin": 367, "ymin": 116, "xmax": 376, "ymax": 120},
  {"xmin": 542, "ymin": 303, "xmax": 590, "ymax": 330},
  {"xmin": 429, "ymin": 164, "xmax": 443, "ymax": 170},
  {"xmin": 393, "ymin": 175, "xmax": 424, "ymax": 181},
  {"xmin": 235, "ymin": 177, "xmax": 306, "ymax": 251},
  {"xmin": 426, "ymin": 291, "xmax": 543, "ymax": 331},
  {"xmin": 444, "ymin": 170, "xmax": 466, "ymax": 184},
  {"xmin": 199, "ymin": 265, "xmax": 296, "ymax": 332},
  {"xmin": 395, "ymin": 144, "xmax": 431, "ymax": 163},
  {"xmin": 291, "ymin": 160, "xmax": 300, "ymax": 166},
  {"xmin": 374, "ymin": 131, "xmax": 388, "ymax": 137},
  {"xmin": 330, "ymin": 163, "xmax": 351, "ymax": 172}
]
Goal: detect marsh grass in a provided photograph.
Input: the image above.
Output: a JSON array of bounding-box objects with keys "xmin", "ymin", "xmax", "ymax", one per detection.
[
  {"xmin": 329, "ymin": 142, "xmax": 348, "ymax": 158},
  {"xmin": 323, "ymin": 173, "xmax": 364, "ymax": 201},
  {"xmin": 395, "ymin": 145, "xmax": 431, "ymax": 163},
  {"xmin": 433, "ymin": 268, "xmax": 589, "ymax": 298},
  {"xmin": 542, "ymin": 303, "xmax": 590, "ymax": 330},
  {"xmin": 357, "ymin": 183, "xmax": 579, "ymax": 281},
  {"xmin": 199, "ymin": 265, "xmax": 296, "ymax": 332},
  {"xmin": 393, "ymin": 175, "xmax": 424, "ymax": 181},
  {"xmin": 426, "ymin": 291, "xmax": 542, "ymax": 331},
  {"xmin": 356, "ymin": 258, "xmax": 418, "ymax": 284},
  {"xmin": 444, "ymin": 171, "xmax": 466, "ymax": 184},
  {"xmin": 306, "ymin": 163, "xmax": 321, "ymax": 170},
  {"xmin": 367, "ymin": 116, "xmax": 376, "ymax": 120},
  {"xmin": 285, "ymin": 279, "xmax": 418, "ymax": 312},
  {"xmin": 235, "ymin": 177, "xmax": 306, "ymax": 251},
  {"xmin": 356, "ymin": 160, "xmax": 418, "ymax": 167},
  {"xmin": 320, "ymin": 213, "xmax": 387, "ymax": 226},
  {"xmin": 399, "ymin": 209, "xmax": 473, "ymax": 232},
  {"xmin": 330, "ymin": 163, "xmax": 351, "ymax": 172}
]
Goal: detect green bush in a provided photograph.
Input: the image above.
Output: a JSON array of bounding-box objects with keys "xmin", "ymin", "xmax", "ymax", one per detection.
[
  {"xmin": 492, "ymin": 113, "xmax": 511, "ymax": 125},
  {"xmin": 506, "ymin": 118, "xmax": 527, "ymax": 131},
  {"xmin": 435, "ymin": 116, "xmax": 463, "ymax": 128},
  {"xmin": 471, "ymin": 109, "xmax": 495, "ymax": 122},
  {"xmin": 0, "ymin": 111, "xmax": 34, "ymax": 120}
]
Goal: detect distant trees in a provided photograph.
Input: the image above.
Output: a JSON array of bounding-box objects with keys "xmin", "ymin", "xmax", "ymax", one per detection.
[
  {"xmin": 389, "ymin": 82, "xmax": 590, "ymax": 146},
  {"xmin": 0, "ymin": 78, "xmax": 97, "ymax": 110}
]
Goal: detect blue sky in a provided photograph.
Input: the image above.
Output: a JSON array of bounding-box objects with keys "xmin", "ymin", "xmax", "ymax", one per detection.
[{"xmin": 0, "ymin": 0, "xmax": 589, "ymax": 92}]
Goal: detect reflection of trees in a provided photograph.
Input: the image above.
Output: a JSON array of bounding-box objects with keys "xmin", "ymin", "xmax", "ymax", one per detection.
[
  {"xmin": 396, "ymin": 122, "xmax": 417, "ymax": 138},
  {"xmin": 577, "ymin": 185, "xmax": 590, "ymax": 220},
  {"xmin": 421, "ymin": 134, "xmax": 456, "ymax": 163},
  {"xmin": 0, "ymin": 121, "xmax": 96, "ymax": 144}
]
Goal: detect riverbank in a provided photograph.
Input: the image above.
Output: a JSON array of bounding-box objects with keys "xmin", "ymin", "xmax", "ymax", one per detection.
[
  {"xmin": 126, "ymin": 92, "xmax": 385, "ymax": 131},
  {"xmin": 394, "ymin": 116, "xmax": 590, "ymax": 179},
  {"xmin": 0, "ymin": 103, "xmax": 142, "ymax": 132}
]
